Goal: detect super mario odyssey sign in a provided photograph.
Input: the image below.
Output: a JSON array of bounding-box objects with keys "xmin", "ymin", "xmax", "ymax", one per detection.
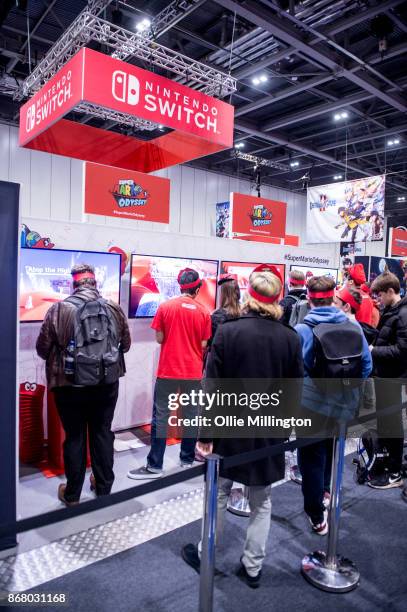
[
  {"xmin": 84, "ymin": 162, "xmax": 170, "ymax": 224},
  {"xmin": 229, "ymin": 193, "xmax": 287, "ymax": 241},
  {"xmin": 19, "ymin": 48, "xmax": 234, "ymax": 173}
]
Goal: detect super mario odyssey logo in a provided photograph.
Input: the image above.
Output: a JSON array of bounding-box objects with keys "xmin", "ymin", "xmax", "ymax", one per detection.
[
  {"xmin": 249, "ymin": 203, "xmax": 272, "ymax": 227},
  {"xmin": 110, "ymin": 180, "xmax": 149, "ymax": 208}
]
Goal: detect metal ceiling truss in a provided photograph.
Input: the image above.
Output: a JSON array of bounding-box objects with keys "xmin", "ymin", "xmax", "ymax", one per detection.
[
  {"xmin": 73, "ymin": 103, "xmax": 158, "ymax": 131},
  {"xmin": 234, "ymin": 150, "xmax": 289, "ymax": 172},
  {"xmin": 17, "ymin": 1, "xmax": 236, "ymax": 101}
]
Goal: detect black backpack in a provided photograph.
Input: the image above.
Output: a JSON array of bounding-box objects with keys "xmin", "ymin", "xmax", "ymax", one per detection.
[
  {"xmin": 288, "ymin": 294, "xmax": 310, "ymax": 327},
  {"xmin": 308, "ymin": 321, "xmax": 364, "ymax": 393},
  {"xmin": 353, "ymin": 429, "xmax": 389, "ymax": 484},
  {"xmin": 65, "ymin": 295, "xmax": 121, "ymax": 386}
]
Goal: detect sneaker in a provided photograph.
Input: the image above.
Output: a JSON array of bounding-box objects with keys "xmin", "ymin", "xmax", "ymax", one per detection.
[
  {"xmin": 180, "ymin": 461, "xmax": 194, "ymax": 468},
  {"xmin": 181, "ymin": 543, "xmax": 201, "ymax": 573},
  {"xmin": 127, "ymin": 466, "xmax": 163, "ymax": 480},
  {"xmin": 401, "ymin": 487, "xmax": 407, "ymax": 503},
  {"xmin": 308, "ymin": 514, "xmax": 328, "ymax": 536},
  {"xmin": 368, "ymin": 472, "xmax": 403, "ymax": 489},
  {"xmin": 323, "ymin": 492, "xmax": 331, "ymax": 510},
  {"xmin": 57, "ymin": 484, "xmax": 79, "ymax": 507},
  {"xmin": 236, "ymin": 557, "xmax": 261, "ymax": 589}
]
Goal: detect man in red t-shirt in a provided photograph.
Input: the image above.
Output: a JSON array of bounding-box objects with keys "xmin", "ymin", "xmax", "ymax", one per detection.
[
  {"xmin": 347, "ymin": 263, "xmax": 374, "ymax": 326},
  {"xmin": 128, "ymin": 268, "xmax": 212, "ymax": 479}
]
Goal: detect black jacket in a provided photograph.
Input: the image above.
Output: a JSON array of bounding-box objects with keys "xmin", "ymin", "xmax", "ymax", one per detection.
[
  {"xmin": 279, "ymin": 289, "xmax": 306, "ymax": 326},
  {"xmin": 372, "ymin": 296, "xmax": 407, "ymax": 378},
  {"xmin": 205, "ymin": 312, "xmax": 304, "ymax": 486},
  {"xmin": 209, "ymin": 308, "xmax": 234, "ymax": 347}
]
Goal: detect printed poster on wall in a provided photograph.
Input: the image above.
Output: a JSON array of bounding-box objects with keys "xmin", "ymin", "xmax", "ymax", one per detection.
[
  {"xmin": 306, "ymin": 175, "xmax": 385, "ymax": 244},
  {"xmin": 229, "ymin": 192, "xmax": 287, "ymax": 242},
  {"xmin": 84, "ymin": 162, "xmax": 170, "ymax": 223}
]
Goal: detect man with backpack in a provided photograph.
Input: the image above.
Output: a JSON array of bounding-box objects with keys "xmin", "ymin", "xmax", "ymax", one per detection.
[
  {"xmin": 280, "ymin": 269, "xmax": 308, "ymax": 326},
  {"xmin": 36, "ymin": 264, "xmax": 131, "ymax": 506},
  {"xmin": 295, "ymin": 276, "xmax": 372, "ymax": 534},
  {"xmin": 369, "ymin": 272, "xmax": 407, "ymax": 491}
]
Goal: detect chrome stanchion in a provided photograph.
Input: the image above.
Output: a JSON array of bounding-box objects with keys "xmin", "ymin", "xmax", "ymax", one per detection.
[
  {"xmin": 227, "ymin": 485, "xmax": 251, "ymax": 516},
  {"xmin": 301, "ymin": 424, "xmax": 360, "ymax": 593},
  {"xmin": 199, "ymin": 454, "xmax": 220, "ymax": 612}
]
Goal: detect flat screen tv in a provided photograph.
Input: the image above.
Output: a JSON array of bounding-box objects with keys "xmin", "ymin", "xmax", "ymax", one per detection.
[
  {"xmin": 129, "ymin": 254, "xmax": 219, "ymax": 318},
  {"xmin": 220, "ymin": 261, "xmax": 286, "ymax": 302},
  {"xmin": 20, "ymin": 247, "xmax": 121, "ymax": 322},
  {"xmin": 289, "ymin": 264, "xmax": 338, "ymax": 284}
]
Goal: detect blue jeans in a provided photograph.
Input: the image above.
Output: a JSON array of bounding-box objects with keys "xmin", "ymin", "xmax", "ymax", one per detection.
[
  {"xmin": 298, "ymin": 439, "xmax": 333, "ymax": 524},
  {"xmin": 147, "ymin": 378, "xmax": 201, "ymax": 471}
]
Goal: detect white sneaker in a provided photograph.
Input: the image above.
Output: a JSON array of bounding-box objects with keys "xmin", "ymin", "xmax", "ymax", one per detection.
[
  {"xmin": 308, "ymin": 513, "xmax": 328, "ymax": 535},
  {"xmin": 127, "ymin": 466, "xmax": 163, "ymax": 480},
  {"xmin": 180, "ymin": 461, "xmax": 194, "ymax": 468}
]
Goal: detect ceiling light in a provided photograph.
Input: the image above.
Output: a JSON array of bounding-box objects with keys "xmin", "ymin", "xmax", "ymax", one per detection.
[
  {"xmin": 259, "ymin": 74, "xmax": 268, "ymax": 83},
  {"xmin": 252, "ymin": 77, "xmax": 260, "ymax": 85},
  {"xmin": 136, "ymin": 17, "xmax": 151, "ymax": 31},
  {"xmin": 334, "ymin": 112, "xmax": 348, "ymax": 121},
  {"xmin": 340, "ymin": 111, "xmax": 348, "ymax": 119},
  {"xmin": 334, "ymin": 174, "xmax": 343, "ymax": 180},
  {"xmin": 397, "ymin": 196, "xmax": 406, "ymax": 202},
  {"xmin": 235, "ymin": 142, "xmax": 245, "ymax": 149},
  {"xmin": 387, "ymin": 138, "xmax": 400, "ymax": 146},
  {"xmin": 290, "ymin": 161, "xmax": 299, "ymax": 167},
  {"xmin": 394, "ymin": 138, "xmax": 400, "ymax": 145},
  {"xmin": 334, "ymin": 113, "xmax": 341, "ymax": 121}
]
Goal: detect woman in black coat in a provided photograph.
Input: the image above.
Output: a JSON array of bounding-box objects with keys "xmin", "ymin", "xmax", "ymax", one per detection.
[{"xmin": 182, "ymin": 264, "xmax": 303, "ymax": 587}]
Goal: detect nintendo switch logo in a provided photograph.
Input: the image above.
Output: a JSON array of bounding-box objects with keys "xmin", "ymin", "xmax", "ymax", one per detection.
[
  {"xmin": 26, "ymin": 103, "xmax": 36, "ymax": 133},
  {"xmin": 112, "ymin": 70, "xmax": 140, "ymax": 106}
]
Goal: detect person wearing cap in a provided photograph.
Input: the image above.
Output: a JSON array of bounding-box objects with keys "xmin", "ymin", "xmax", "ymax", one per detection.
[
  {"xmin": 182, "ymin": 264, "xmax": 304, "ymax": 588},
  {"xmin": 127, "ymin": 268, "xmax": 212, "ymax": 479},
  {"xmin": 209, "ymin": 274, "xmax": 241, "ymax": 345},
  {"xmin": 279, "ymin": 269, "xmax": 307, "ymax": 325},
  {"xmin": 347, "ymin": 263, "xmax": 374, "ymax": 326},
  {"xmin": 36, "ymin": 263, "xmax": 131, "ymax": 506},
  {"xmin": 295, "ymin": 276, "xmax": 372, "ymax": 535}
]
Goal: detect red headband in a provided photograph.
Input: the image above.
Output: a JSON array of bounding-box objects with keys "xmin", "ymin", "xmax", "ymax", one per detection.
[
  {"xmin": 308, "ymin": 289, "xmax": 335, "ymax": 299},
  {"xmin": 337, "ymin": 287, "xmax": 360, "ymax": 312},
  {"xmin": 177, "ymin": 268, "xmax": 201, "ymax": 289},
  {"xmin": 248, "ymin": 285, "xmax": 279, "ymax": 304},
  {"xmin": 289, "ymin": 278, "xmax": 306, "ymax": 286},
  {"xmin": 72, "ymin": 272, "xmax": 95, "ymax": 282}
]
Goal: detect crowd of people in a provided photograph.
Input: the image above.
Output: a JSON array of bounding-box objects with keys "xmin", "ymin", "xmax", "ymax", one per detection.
[{"xmin": 36, "ymin": 258, "xmax": 407, "ymax": 589}]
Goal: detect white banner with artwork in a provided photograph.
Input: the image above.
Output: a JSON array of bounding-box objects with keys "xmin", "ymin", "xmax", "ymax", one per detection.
[{"xmin": 306, "ymin": 175, "xmax": 385, "ymax": 244}]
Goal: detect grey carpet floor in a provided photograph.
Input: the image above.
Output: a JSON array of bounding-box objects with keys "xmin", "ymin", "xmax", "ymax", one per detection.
[{"xmin": 15, "ymin": 459, "xmax": 407, "ymax": 612}]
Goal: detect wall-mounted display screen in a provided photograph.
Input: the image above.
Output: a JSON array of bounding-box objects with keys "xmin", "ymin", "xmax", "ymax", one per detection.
[
  {"xmin": 289, "ymin": 264, "xmax": 338, "ymax": 284},
  {"xmin": 220, "ymin": 261, "xmax": 285, "ymax": 302},
  {"xmin": 129, "ymin": 255, "xmax": 219, "ymax": 318},
  {"xmin": 20, "ymin": 248, "xmax": 121, "ymax": 322}
]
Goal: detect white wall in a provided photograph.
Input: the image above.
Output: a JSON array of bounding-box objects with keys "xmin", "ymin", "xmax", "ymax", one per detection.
[{"xmin": 0, "ymin": 124, "xmax": 321, "ymax": 247}]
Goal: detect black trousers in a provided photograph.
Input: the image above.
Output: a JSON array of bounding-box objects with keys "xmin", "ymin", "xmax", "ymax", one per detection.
[
  {"xmin": 53, "ymin": 382, "xmax": 119, "ymax": 502},
  {"xmin": 298, "ymin": 439, "xmax": 333, "ymax": 525},
  {"xmin": 374, "ymin": 379, "xmax": 404, "ymax": 474}
]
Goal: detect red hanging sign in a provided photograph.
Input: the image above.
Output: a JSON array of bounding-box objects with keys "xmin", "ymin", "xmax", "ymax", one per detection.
[
  {"xmin": 229, "ymin": 193, "xmax": 287, "ymax": 242},
  {"xmin": 84, "ymin": 162, "xmax": 170, "ymax": 224},
  {"xmin": 390, "ymin": 227, "xmax": 407, "ymax": 257},
  {"xmin": 19, "ymin": 48, "xmax": 234, "ymax": 173}
]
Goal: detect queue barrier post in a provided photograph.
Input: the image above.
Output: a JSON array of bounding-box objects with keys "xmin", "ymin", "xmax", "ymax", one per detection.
[
  {"xmin": 301, "ymin": 422, "xmax": 360, "ymax": 593},
  {"xmin": 199, "ymin": 454, "xmax": 221, "ymax": 612}
]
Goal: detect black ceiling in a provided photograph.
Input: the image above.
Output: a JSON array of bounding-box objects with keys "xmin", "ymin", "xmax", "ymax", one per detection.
[{"xmin": 0, "ymin": 0, "xmax": 406, "ymax": 217}]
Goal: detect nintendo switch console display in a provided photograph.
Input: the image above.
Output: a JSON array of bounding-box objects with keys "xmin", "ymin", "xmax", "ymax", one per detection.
[
  {"xmin": 289, "ymin": 264, "xmax": 338, "ymax": 284},
  {"xmin": 129, "ymin": 254, "xmax": 219, "ymax": 318},
  {"xmin": 220, "ymin": 261, "xmax": 286, "ymax": 303},
  {"xmin": 20, "ymin": 248, "xmax": 121, "ymax": 322}
]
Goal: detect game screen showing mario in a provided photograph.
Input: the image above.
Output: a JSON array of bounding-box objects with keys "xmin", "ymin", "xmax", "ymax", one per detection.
[
  {"xmin": 20, "ymin": 248, "xmax": 121, "ymax": 322},
  {"xmin": 129, "ymin": 255, "xmax": 219, "ymax": 318},
  {"xmin": 220, "ymin": 261, "xmax": 286, "ymax": 303},
  {"xmin": 289, "ymin": 265, "xmax": 338, "ymax": 284}
]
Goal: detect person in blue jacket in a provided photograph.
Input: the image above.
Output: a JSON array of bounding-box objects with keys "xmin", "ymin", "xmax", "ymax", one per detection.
[{"xmin": 295, "ymin": 275, "xmax": 372, "ymax": 535}]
